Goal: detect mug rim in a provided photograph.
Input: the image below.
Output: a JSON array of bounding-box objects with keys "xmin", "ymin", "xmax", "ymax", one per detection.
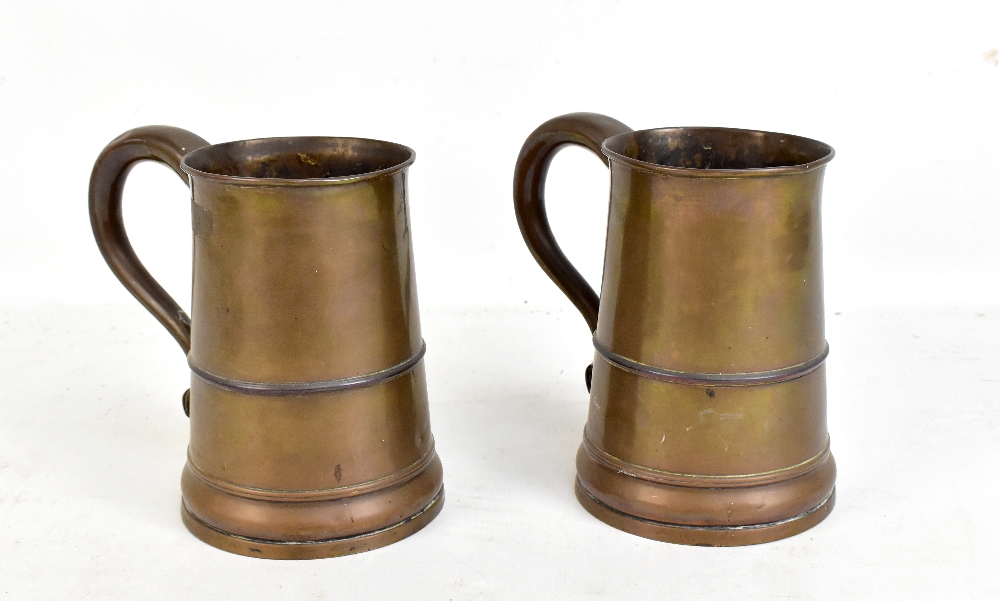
[
  {"xmin": 180, "ymin": 136, "xmax": 416, "ymax": 186},
  {"xmin": 601, "ymin": 127, "xmax": 835, "ymax": 179}
]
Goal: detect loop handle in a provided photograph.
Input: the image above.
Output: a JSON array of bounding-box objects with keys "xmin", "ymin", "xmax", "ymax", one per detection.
[
  {"xmin": 89, "ymin": 126, "xmax": 210, "ymax": 354},
  {"xmin": 513, "ymin": 112, "xmax": 632, "ymax": 333}
]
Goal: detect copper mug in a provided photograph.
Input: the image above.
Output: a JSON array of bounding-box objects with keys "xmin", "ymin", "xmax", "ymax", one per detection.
[
  {"xmin": 514, "ymin": 113, "xmax": 836, "ymax": 545},
  {"xmin": 90, "ymin": 127, "xmax": 443, "ymax": 558}
]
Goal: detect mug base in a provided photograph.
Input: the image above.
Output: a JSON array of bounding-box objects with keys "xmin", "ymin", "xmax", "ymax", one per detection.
[
  {"xmin": 575, "ymin": 479, "xmax": 833, "ymax": 546},
  {"xmin": 181, "ymin": 486, "xmax": 444, "ymax": 560}
]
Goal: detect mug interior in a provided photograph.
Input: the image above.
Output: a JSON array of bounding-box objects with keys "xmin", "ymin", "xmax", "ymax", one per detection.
[
  {"xmin": 182, "ymin": 137, "xmax": 414, "ymax": 182},
  {"xmin": 602, "ymin": 128, "xmax": 833, "ymax": 172}
]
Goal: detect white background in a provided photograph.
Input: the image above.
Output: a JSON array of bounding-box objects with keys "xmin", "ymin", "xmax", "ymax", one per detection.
[{"xmin": 1, "ymin": 1, "xmax": 998, "ymax": 599}]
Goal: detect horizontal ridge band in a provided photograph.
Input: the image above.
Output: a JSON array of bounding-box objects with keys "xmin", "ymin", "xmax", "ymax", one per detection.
[
  {"xmin": 186, "ymin": 443, "xmax": 438, "ymax": 502},
  {"xmin": 582, "ymin": 435, "xmax": 831, "ymax": 488},
  {"xmin": 593, "ymin": 337, "xmax": 828, "ymax": 387},
  {"xmin": 188, "ymin": 341, "xmax": 426, "ymax": 396}
]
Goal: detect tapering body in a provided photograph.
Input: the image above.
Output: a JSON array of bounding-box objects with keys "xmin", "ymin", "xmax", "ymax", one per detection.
[
  {"xmin": 91, "ymin": 128, "xmax": 443, "ymax": 559},
  {"xmin": 514, "ymin": 113, "xmax": 836, "ymax": 545}
]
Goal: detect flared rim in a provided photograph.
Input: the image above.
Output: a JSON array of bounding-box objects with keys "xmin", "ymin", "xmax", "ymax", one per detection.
[
  {"xmin": 602, "ymin": 127, "xmax": 834, "ymax": 179},
  {"xmin": 181, "ymin": 136, "xmax": 415, "ymax": 186}
]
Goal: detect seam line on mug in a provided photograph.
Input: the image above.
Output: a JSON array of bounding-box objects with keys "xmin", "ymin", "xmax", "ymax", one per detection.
[
  {"xmin": 581, "ymin": 435, "xmax": 830, "ymax": 488},
  {"xmin": 592, "ymin": 337, "xmax": 828, "ymax": 387},
  {"xmin": 186, "ymin": 443, "xmax": 438, "ymax": 502},
  {"xmin": 188, "ymin": 341, "xmax": 426, "ymax": 396}
]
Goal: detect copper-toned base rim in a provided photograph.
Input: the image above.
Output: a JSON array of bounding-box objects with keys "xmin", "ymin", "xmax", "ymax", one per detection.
[
  {"xmin": 575, "ymin": 479, "xmax": 834, "ymax": 546},
  {"xmin": 181, "ymin": 486, "xmax": 444, "ymax": 560}
]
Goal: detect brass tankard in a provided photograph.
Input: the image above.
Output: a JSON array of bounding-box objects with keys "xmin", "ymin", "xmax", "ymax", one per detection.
[
  {"xmin": 514, "ymin": 113, "xmax": 836, "ymax": 545},
  {"xmin": 90, "ymin": 126, "xmax": 443, "ymax": 559}
]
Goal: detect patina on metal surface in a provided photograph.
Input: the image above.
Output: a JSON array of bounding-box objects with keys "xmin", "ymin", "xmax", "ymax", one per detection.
[
  {"xmin": 514, "ymin": 113, "xmax": 836, "ymax": 546},
  {"xmin": 90, "ymin": 127, "xmax": 444, "ymax": 559}
]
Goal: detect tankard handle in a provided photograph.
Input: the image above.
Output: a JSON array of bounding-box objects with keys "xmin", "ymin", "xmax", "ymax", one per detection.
[
  {"xmin": 513, "ymin": 113, "xmax": 632, "ymax": 332},
  {"xmin": 89, "ymin": 126, "xmax": 210, "ymax": 354}
]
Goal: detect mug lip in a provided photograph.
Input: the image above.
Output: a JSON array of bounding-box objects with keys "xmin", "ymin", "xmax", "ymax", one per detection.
[
  {"xmin": 180, "ymin": 136, "xmax": 416, "ymax": 186},
  {"xmin": 601, "ymin": 126, "xmax": 835, "ymax": 179}
]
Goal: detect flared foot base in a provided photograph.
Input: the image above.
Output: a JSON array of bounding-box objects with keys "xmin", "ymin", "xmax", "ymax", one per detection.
[
  {"xmin": 181, "ymin": 486, "xmax": 444, "ymax": 560},
  {"xmin": 576, "ymin": 479, "xmax": 834, "ymax": 546}
]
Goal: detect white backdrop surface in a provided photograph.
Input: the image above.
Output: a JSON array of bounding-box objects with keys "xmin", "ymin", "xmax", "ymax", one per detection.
[{"xmin": 0, "ymin": 1, "xmax": 998, "ymax": 599}]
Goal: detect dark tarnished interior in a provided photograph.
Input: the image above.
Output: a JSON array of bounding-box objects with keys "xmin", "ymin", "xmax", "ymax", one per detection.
[
  {"xmin": 183, "ymin": 136, "xmax": 414, "ymax": 180},
  {"xmin": 603, "ymin": 128, "xmax": 833, "ymax": 171}
]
